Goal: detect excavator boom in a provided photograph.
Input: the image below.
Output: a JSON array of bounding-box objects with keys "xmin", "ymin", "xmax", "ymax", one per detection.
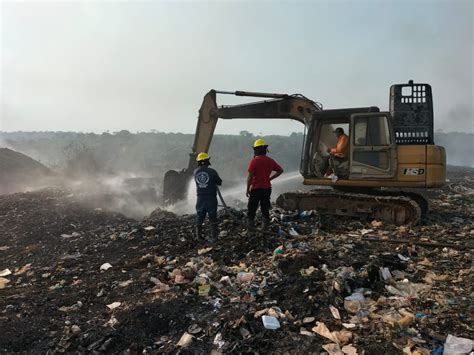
[{"xmin": 163, "ymin": 90, "xmax": 321, "ymax": 205}]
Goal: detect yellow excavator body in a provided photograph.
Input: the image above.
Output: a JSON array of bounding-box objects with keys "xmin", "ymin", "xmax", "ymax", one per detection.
[
  {"xmin": 163, "ymin": 81, "xmax": 447, "ymax": 225},
  {"xmin": 303, "ymin": 145, "xmax": 446, "ymax": 188}
]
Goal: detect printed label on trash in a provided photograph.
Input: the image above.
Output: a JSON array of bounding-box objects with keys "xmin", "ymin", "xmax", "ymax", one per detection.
[{"xmin": 198, "ymin": 284, "xmax": 210, "ymax": 296}]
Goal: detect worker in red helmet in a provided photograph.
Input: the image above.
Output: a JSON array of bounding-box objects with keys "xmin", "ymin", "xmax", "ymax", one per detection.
[{"xmin": 246, "ymin": 138, "xmax": 283, "ymax": 230}]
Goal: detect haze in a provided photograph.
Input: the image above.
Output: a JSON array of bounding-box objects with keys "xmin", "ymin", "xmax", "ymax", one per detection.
[{"xmin": 1, "ymin": 0, "xmax": 473, "ymax": 135}]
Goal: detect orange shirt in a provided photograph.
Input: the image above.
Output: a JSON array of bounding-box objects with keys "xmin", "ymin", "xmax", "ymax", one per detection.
[{"xmin": 330, "ymin": 134, "xmax": 348, "ymax": 158}]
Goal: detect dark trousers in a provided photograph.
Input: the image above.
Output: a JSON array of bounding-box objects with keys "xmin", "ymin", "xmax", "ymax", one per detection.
[
  {"xmin": 247, "ymin": 188, "xmax": 272, "ymax": 220},
  {"xmin": 320, "ymin": 155, "xmax": 346, "ymax": 175},
  {"xmin": 196, "ymin": 196, "xmax": 218, "ymax": 225}
]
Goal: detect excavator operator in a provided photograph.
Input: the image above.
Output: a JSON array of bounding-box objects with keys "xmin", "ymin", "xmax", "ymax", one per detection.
[
  {"xmin": 246, "ymin": 138, "xmax": 283, "ymax": 230},
  {"xmin": 194, "ymin": 152, "xmax": 222, "ymax": 239},
  {"xmin": 320, "ymin": 127, "xmax": 348, "ymax": 176}
]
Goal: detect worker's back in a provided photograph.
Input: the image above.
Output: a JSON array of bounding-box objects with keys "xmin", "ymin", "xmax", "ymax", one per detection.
[
  {"xmin": 248, "ymin": 155, "xmax": 282, "ymax": 189},
  {"xmin": 194, "ymin": 165, "xmax": 221, "ymax": 196}
]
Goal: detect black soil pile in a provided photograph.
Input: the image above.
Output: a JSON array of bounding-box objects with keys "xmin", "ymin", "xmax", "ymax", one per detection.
[{"xmin": 0, "ymin": 148, "xmax": 56, "ymax": 194}]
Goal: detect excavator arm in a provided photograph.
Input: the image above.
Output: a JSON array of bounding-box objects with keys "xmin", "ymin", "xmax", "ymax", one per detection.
[{"xmin": 163, "ymin": 89, "xmax": 322, "ymax": 205}]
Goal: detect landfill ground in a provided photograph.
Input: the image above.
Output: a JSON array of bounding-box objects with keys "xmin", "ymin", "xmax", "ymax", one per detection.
[{"xmin": 0, "ymin": 167, "xmax": 472, "ymax": 354}]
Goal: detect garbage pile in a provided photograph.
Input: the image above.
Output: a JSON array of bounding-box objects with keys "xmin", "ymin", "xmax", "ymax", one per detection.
[{"xmin": 0, "ymin": 167, "xmax": 473, "ymax": 354}]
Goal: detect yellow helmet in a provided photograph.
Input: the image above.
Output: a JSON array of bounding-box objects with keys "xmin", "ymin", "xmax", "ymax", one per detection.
[
  {"xmin": 253, "ymin": 138, "xmax": 268, "ymax": 148},
  {"xmin": 196, "ymin": 152, "xmax": 210, "ymax": 162}
]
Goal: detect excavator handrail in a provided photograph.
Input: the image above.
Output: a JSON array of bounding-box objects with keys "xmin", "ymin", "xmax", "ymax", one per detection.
[
  {"xmin": 215, "ymin": 90, "xmax": 323, "ymax": 109},
  {"xmin": 215, "ymin": 90, "xmax": 289, "ymax": 99}
]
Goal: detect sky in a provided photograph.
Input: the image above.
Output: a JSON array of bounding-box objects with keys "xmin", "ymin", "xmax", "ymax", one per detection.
[{"xmin": 1, "ymin": 0, "xmax": 473, "ymax": 135}]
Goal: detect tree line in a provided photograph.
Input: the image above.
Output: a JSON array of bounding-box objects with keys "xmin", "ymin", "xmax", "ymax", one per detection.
[{"xmin": 0, "ymin": 131, "xmax": 472, "ymax": 182}]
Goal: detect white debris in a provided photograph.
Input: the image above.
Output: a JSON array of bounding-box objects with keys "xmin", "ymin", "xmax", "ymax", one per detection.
[
  {"xmin": 0, "ymin": 269, "xmax": 12, "ymax": 277},
  {"xmin": 100, "ymin": 263, "xmax": 112, "ymax": 271},
  {"xmin": 106, "ymin": 302, "xmax": 121, "ymax": 310},
  {"xmin": 177, "ymin": 332, "xmax": 193, "ymax": 347},
  {"xmin": 262, "ymin": 315, "xmax": 280, "ymax": 330},
  {"xmin": 443, "ymin": 334, "xmax": 473, "ymax": 354}
]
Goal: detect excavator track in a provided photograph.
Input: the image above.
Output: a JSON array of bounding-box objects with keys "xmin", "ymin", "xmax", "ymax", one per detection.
[{"xmin": 276, "ymin": 190, "xmax": 424, "ymax": 225}]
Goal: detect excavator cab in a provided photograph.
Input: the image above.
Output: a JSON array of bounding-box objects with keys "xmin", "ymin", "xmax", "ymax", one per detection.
[
  {"xmin": 302, "ymin": 106, "xmax": 382, "ymax": 179},
  {"xmin": 302, "ymin": 81, "xmax": 443, "ymax": 187},
  {"xmin": 307, "ymin": 111, "xmax": 398, "ymax": 180}
]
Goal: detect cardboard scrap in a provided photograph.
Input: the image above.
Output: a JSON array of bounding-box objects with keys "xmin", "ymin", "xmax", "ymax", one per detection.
[
  {"xmin": 312, "ymin": 321, "xmax": 353, "ymax": 346},
  {"xmin": 0, "ymin": 277, "xmax": 10, "ymax": 289}
]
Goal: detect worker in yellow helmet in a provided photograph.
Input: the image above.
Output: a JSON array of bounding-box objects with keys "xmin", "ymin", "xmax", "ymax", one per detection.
[
  {"xmin": 246, "ymin": 138, "xmax": 283, "ymax": 230},
  {"xmin": 194, "ymin": 152, "xmax": 222, "ymax": 239}
]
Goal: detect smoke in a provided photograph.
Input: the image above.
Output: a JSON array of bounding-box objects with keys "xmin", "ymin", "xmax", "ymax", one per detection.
[
  {"xmin": 440, "ymin": 105, "xmax": 474, "ymax": 134},
  {"xmin": 166, "ymin": 171, "xmax": 311, "ymax": 216},
  {"xmin": 435, "ymin": 132, "xmax": 474, "ymax": 168},
  {"xmin": 0, "ymin": 174, "xmax": 59, "ymax": 196},
  {"xmin": 1, "ymin": 127, "xmax": 472, "ymax": 222},
  {"xmin": 166, "ymin": 180, "xmax": 196, "ymax": 216},
  {"xmin": 0, "ymin": 136, "xmax": 11, "ymax": 149},
  {"xmin": 0, "ymin": 145, "xmax": 163, "ymax": 219},
  {"xmin": 63, "ymin": 173, "xmax": 162, "ymax": 220}
]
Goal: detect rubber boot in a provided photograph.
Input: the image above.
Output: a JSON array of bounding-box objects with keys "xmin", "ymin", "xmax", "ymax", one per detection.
[
  {"xmin": 195, "ymin": 224, "xmax": 203, "ymax": 239},
  {"xmin": 247, "ymin": 219, "xmax": 255, "ymax": 228},
  {"xmin": 211, "ymin": 223, "xmax": 219, "ymax": 239},
  {"xmin": 247, "ymin": 219, "xmax": 255, "ymax": 236},
  {"xmin": 261, "ymin": 218, "xmax": 270, "ymax": 230}
]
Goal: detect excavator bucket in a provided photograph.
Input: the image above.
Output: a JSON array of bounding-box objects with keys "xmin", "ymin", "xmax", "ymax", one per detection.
[
  {"xmin": 163, "ymin": 169, "xmax": 193, "ymax": 206},
  {"xmin": 162, "ymin": 90, "xmax": 219, "ymax": 206}
]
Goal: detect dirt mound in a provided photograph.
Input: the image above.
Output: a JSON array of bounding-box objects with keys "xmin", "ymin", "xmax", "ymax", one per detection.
[
  {"xmin": 146, "ymin": 207, "xmax": 177, "ymax": 222},
  {"xmin": 0, "ymin": 148, "xmax": 56, "ymax": 194}
]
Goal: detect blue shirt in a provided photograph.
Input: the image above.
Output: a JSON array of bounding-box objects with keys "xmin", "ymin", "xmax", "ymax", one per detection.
[{"xmin": 194, "ymin": 166, "xmax": 222, "ymax": 196}]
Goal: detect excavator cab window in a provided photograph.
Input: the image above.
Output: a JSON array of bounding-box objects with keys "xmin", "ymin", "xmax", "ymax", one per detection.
[
  {"xmin": 349, "ymin": 113, "xmax": 396, "ymax": 178},
  {"xmin": 353, "ymin": 116, "xmax": 391, "ymax": 169},
  {"xmin": 354, "ymin": 116, "xmax": 391, "ymax": 146},
  {"xmin": 307, "ymin": 120, "xmax": 350, "ymax": 177}
]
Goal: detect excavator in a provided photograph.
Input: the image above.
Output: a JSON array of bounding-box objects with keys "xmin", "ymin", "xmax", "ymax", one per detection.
[{"xmin": 163, "ymin": 81, "xmax": 446, "ymax": 225}]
